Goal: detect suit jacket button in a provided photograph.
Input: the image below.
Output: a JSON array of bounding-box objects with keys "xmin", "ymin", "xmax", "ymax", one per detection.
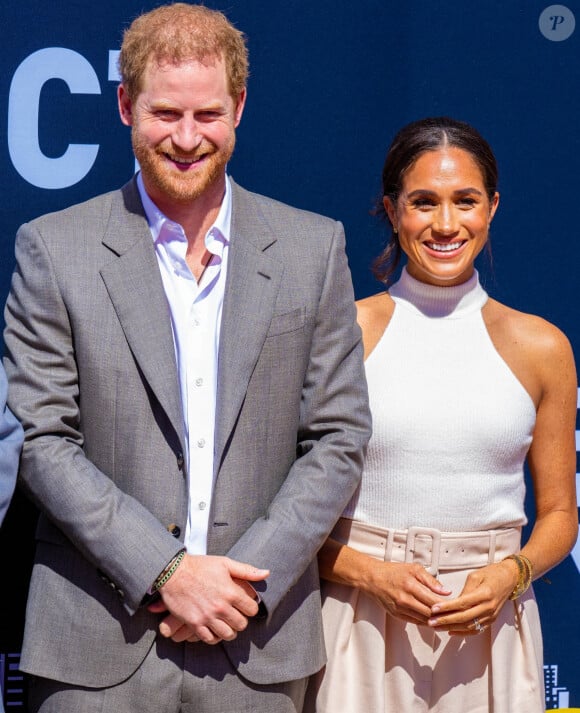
[
  {"xmin": 176, "ymin": 452, "xmax": 184, "ymax": 469},
  {"xmin": 167, "ymin": 523, "xmax": 181, "ymax": 538}
]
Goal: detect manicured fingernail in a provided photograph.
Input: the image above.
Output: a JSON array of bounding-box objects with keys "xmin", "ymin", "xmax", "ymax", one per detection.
[
  {"xmin": 428, "ymin": 618, "xmax": 438, "ymax": 626},
  {"xmin": 432, "ymin": 605, "xmax": 440, "ymax": 613}
]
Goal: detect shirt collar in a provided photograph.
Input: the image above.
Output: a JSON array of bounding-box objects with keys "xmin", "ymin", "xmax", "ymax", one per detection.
[{"xmin": 136, "ymin": 172, "xmax": 232, "ymax": 252}]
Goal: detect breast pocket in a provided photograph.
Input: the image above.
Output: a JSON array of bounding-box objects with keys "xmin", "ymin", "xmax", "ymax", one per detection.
[{"xmin": 266, "ymin": 307, "xmax": 306, "ymax": 337}]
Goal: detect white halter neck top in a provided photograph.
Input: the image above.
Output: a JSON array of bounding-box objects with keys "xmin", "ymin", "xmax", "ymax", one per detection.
[{"xmin": 343, "ymin": 268, "xmax": 536, "ymax": 532}]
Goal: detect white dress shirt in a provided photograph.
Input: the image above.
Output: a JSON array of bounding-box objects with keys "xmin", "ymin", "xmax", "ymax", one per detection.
[{"xmin": 137, "ymin": 173, "xmax": 231, "ymax": 554}]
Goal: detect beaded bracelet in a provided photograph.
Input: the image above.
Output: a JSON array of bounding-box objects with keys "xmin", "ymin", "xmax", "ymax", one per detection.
[
  {"xmin": 504, "ymin": 553, "xmax": 533, "ymax": 600},
  {"xmin": 152, "ymin": 548, "xmax": 186, "ymax": 593}
]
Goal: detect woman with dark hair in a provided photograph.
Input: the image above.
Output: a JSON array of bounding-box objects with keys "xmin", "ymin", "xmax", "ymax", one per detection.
[{"xmin": 305, "ymin": 117, "xmax": 577, "ymax": 712}]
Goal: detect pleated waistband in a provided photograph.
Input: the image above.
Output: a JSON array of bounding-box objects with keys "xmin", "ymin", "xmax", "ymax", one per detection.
[{"xmin": 331, "ymin": 518, "xmax": 521, "ymax": 575}]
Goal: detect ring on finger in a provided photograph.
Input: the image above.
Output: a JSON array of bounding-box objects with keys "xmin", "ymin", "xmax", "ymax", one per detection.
[{"xmin": 473, "ymin": 617, "xmax": 485, "ymax": 634}]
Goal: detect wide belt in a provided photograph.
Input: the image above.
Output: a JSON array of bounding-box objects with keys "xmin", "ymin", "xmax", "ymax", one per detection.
[{"xmin": 331, "ymin": 518, "xmax": 521, "ymax": 576}]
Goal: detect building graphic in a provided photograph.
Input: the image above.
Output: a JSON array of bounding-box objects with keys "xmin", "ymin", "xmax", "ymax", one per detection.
[
  {"xmin": 545, "ymin": 664, "xmax": 572, "ymax": 709},
  {"xmin": 0, "ymin": 653, "xmax": 25, "ymax": 708}
]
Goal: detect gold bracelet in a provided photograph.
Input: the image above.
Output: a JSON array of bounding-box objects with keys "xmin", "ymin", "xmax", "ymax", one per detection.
[
  {"xmin": 504, "ymin": 553, "xmax": 533, "ymax": 600},
  {"xmin": 519, "ymin": 554, "xmax": 533, "ymax": 595}
]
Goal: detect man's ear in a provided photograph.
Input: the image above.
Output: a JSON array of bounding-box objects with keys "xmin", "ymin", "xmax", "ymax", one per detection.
[
  {"xmin": 117, "ymin": 84, "xmax": 133, "ymax": 126},
  {"xmin": 233, "ymin": 88, "xmax": 247, "ymax": 128}
]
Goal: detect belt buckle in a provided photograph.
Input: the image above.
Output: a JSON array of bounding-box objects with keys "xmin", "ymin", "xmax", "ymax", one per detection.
[{"xmin": 405, "ymin": 526, "xmax": 441, "ymax": 576}]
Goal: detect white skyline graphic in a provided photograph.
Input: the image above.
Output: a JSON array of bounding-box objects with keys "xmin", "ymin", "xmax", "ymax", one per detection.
[{"xmin": 544, "ymin": 663, "xmax": 571, "ymax": 709}]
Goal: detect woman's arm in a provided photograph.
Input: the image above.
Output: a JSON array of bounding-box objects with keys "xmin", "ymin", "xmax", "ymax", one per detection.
[{"xmin": 519, "ymin": 322, "xmax": 578, "ymax": 575}]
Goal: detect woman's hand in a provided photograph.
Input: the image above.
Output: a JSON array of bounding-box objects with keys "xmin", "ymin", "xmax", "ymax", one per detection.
[
  {"xmin": 319, "ymin": 536, "xmax": 451, "ymax": 625},
  {"xmin": 363, "ymin": 560, "xmax": 452, "ymax": 625},
  {"xmin": 427, "ymin": 558, "xmax": 519, "ymax": 635}
]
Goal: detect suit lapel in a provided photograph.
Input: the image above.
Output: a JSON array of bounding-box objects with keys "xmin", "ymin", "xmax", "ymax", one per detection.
[
  {"xmin": 100, "ymin": 180, "xmax": 185, "ymax": 447},
  {"xmin": 98, "ymin": 178, "xmax": 282, "ymax": 467},
  {"xmin": 214, "ymin": 181, "xmax": 283, "ymax": 472}
]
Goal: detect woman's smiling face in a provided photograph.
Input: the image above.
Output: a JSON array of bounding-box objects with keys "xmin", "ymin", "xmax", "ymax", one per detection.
[{"xmin": 384, "ymin": 146, "xmax": 499, "ymax": 287}]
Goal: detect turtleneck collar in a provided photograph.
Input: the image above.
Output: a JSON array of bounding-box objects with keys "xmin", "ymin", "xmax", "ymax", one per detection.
[{"xmin": 389, "ymin": 267, "xmax": 488, "ymax": 319}]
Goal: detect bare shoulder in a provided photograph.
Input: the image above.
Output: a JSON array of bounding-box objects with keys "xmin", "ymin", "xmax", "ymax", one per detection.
[
  {"xmin": 483, "ymin": 298, "xmax": 576, "ymax": 406},
  {"xmin": 484, "ymin": 298, "xmax": 573, "ymax": 359},
  {"xmin": 355, "ymin": 292, "xmax": 395, "ymax": 360}
]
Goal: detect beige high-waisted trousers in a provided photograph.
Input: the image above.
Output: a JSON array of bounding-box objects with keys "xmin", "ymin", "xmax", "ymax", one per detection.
[{"xmin": 305, "ymin": 518, "xmax": 544, "ymax": 713}]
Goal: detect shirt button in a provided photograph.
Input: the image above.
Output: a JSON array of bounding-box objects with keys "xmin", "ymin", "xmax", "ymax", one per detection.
[
  {"xmin": 197, "ymin": 438, "xmax": 206, "ymax": 448},
  {"xmin": 195, "ymin": 377, "xmax": 203, "ymax": 387},
  {"xmin": 193, "ymin": 318, "xmax": 200, "ymax": 327},
  {"xmin": 198, "ymin": 501, "xmax": 207, "ymax": 510}
]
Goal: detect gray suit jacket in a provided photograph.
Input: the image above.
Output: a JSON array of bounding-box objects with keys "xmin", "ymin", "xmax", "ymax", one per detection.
[
  {"xmin": 0, "ymin": 363, "xmax": 22, "ymax": 526},
  {"xmin": 3, "ymin": 178, "xmax": 370, "ymax": 687}
]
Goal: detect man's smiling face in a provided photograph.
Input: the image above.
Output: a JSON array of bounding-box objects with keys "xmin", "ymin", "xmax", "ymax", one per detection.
[{"xmin": 118, "ymin": 55, "xmax": 245, "ymax": 213}]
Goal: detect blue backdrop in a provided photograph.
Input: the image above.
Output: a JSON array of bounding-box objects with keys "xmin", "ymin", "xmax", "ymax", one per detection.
[{"xmin": 1, "ymin": 1, "xmax": 579, "ymax": 709}]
